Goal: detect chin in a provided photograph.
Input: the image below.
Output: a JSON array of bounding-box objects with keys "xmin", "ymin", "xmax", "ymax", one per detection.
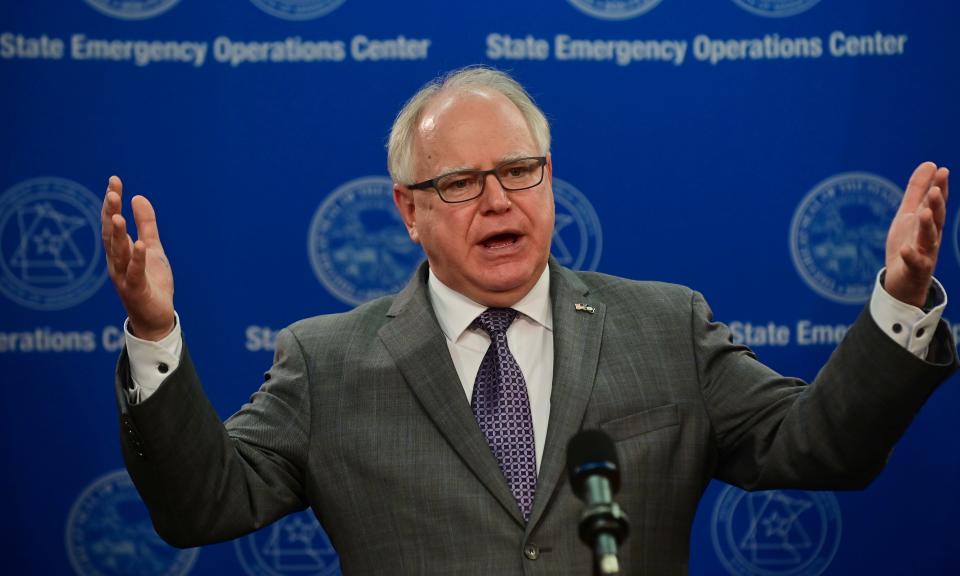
[{"xmin": 476, "ymin": 261, "xmax": 541, "ymax": 294}]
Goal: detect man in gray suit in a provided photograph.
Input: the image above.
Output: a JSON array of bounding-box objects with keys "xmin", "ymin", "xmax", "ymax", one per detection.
[{"xmin": 102, "ymin": 67, "xmax": 954, "ymax": 574}]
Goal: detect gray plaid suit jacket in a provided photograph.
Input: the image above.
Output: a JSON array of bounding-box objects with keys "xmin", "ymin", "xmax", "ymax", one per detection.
[{"xmin": 116, "ymin": 259, "xmax": 956, "ymax": 575}]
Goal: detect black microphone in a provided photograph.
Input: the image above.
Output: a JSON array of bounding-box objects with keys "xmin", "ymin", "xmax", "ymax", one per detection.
[{"xmin": 567, "ymin": 429, "xmax": 629, "ymax": 576}]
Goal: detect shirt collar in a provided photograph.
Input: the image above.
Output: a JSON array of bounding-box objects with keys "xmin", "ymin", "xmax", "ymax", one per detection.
[{"xmin": 428, "ymin": 264, "xmax": 553, "ymax": 343}]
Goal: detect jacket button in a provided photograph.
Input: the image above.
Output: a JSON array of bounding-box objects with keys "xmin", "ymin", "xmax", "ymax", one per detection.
[{"xmin": 524, "ymin": 543, "xmax": 540, "ymax": 560}]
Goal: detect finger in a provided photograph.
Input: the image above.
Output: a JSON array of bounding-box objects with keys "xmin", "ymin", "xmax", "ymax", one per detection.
[
  {"xmin": 101, "ymin": 197, "xmax": 113, "ymax": 251},
  {"xmin": 126, "ymin": 240, "xmax": 148, "ymax": 292},
  {"xmin": 131, "ymin": 195, "xmax": 161, "ymax": 244},
  {"xmin": 935, "ymin": 167, "xmax": 949, "ymax": 206},
  {"xmin": 925, "ymin": 185, "xmax": 946, "ymax": 235},
  {"xmin": 898, "ymin": 161, "xmax": 938, "ymax": 215},
  {"xmin": 916, "ymin": 206, "xmax": 939, "ymax": 256},
  {"xmin": 110, "ymin": 213, "xmax": 132, "ymax": 276},
  {"xmin": 101, "ymin": 177, "xmax": 123, "ymax": 245},
  {"xmin": 108, "ymin": 175, "xmax": 123, "ymax": 198}
]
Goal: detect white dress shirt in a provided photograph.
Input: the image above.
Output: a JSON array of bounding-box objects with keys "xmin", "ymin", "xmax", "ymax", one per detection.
[
  {"xmin": 869, "ymin": 272, "xmax": 946, "ymax": 356},
  {"xmin": 427, "ymin": 266, "xmax": 553, "ymax": 471},
  {"xmin": 123, "ymin": 268, "xmax": 947, "ymax": 472}
]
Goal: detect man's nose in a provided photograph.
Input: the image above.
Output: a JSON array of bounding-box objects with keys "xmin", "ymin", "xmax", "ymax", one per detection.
[{"xmin": 480, "ymin": 173, "xmax": 511, "ymax": 212}]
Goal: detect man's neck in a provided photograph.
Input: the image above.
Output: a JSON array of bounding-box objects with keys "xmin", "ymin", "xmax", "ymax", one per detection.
[{"xmin": 427, "ymin": 265, "xmax": 553, "ymax": 342}]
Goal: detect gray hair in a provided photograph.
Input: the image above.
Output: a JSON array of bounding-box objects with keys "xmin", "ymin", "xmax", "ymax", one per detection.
[{"xmin": 386, "ymin": 66, "xmax": 552, "ymax": 185}]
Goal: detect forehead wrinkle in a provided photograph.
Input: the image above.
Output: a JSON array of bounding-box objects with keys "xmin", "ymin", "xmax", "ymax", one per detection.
[
  {"xmin": 498, "ymin": 151, "xmax": 537, "ymax": 163},
  {"xmin": 413, "ymin": 90, "xmax": 538, "ymax": 181},
  {"xmin": 418, "ymin": 88, "xmax": 524, "ymax": 144}
]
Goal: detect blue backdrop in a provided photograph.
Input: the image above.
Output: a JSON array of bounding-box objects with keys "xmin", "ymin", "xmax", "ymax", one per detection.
[{"xmin": 2, "ymin": 1, "xmax": 958, "ymax": 574}]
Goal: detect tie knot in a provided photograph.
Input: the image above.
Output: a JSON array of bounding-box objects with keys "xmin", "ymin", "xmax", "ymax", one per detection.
[{"xmin": 473, "ymin": 308, "xmax": 518, "ymax": 336}]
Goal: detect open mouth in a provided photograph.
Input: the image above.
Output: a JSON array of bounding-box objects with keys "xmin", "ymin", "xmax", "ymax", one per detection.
[{"xmin": 480, "ymin": 232, "xmax": 521, "ymax": 249}]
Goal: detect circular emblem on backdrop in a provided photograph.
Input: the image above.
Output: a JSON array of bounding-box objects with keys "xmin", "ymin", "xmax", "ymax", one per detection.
[
  {"xmin": 308, "ymin": 176, "xmax": 423, "ymax": 306},
  {"xmin": 730, "ymin": 0, "xmax": 822, "ymax": 18},
  {"xmin": 551, "ymin": 178, "xmax": 603, "ymax": 271},
  {"xmin": 789, "ymin": 172, "xmax": 901, "ymax": 304},
  {"xmin": 83, "ymin": 0, "xmax": 181, "ymax": 20},
  {"xmin": 950, "ymin": 208, "xmax": 960, "ymax": 270},
  {"xmin": 249, "ymin": 0, "xmax": 346, "ymax": 20},
  {"xmin": 566, "ymin": 0, "xmax": 664, "ymax": 20},
  {"xmin": 235, "ymin": 510, "xmax": 341, "ymax": 576},
  {"xmin": 0, "ymin": 177, "xmax": 109, "ymax": 310},
  {"xmin": 66, "ymin": 470, "xmax": 200, "ymax": 576},
  {"xmin": 712, "ymin": 487, "xmax": 842, "ymax": 576}
]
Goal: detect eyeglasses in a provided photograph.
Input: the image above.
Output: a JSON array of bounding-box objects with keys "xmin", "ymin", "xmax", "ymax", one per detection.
[{"xmin": 407, "ymin": 156, "xmax": 547, "ymax": 203}]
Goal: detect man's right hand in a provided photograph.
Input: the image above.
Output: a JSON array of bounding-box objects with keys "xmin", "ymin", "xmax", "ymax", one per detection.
[{"xmin": 101, "ymin": 176, "xmax": 175, "ymax": 341}]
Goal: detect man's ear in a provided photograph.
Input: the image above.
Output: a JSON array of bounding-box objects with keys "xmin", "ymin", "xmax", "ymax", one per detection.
[{"xmin": 393, "ymin": 184, "xmax": 420, "ymax": 243}]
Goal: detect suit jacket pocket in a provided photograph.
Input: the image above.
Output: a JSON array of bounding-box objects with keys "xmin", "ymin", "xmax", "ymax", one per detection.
[{"xmin": 599, "ymin": 403, "xmax": 679, "ymax": 442}]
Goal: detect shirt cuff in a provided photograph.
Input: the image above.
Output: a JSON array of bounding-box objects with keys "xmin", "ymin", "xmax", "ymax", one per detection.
[
  {"xmin": 869, "ymin": 270, "xmax": 947, "ymax": 358},
  {"xmin": 124, "ymin": 313, "xmax": 182, "ymax": 403}
]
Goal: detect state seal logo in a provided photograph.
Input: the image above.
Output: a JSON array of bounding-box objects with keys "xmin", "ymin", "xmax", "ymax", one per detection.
[
  {"xmin": 566, "ymin": 0, "xmax": 664, "ymax": 20},
  {"xmin": 730, "ymin": 0, "xmax": 822, "ymax": 18},
  {"xmin": 789, "ymin": 172, "xmax": 901, "ymax": 304},
  {"xmin": 249, "ymin": 0, "xmax": 346, "ymax": 20},
  {"xmin": 950, "ymin": 208, "xmax": 960, "ymax": 270},
  {"xmin": 235, "ymin": 510, "xmax": 341, "ymax": 576},
  {"xmin": 712, "ymin": 486, "xmax": 842, "ymax": 576},
  {"xmin": 551, "ymin": 178, "xmax": 603, "ymax": 271},
  {"xmin": 0, "ymin": 177, "xmax": 109, "ymax": 310},
  {"xmin": 308, "ymin": 176, "xmax": 422, "ymax": 306},
  {"xmin": 83, "ymin": 0, "xmax": 182, "ymax": 20},
  {"xmin": 66, "ymin": 470, "xmax": 200, "ymax": 576}
]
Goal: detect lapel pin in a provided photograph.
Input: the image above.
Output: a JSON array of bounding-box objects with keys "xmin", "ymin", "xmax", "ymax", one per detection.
[{"xmin": 574, "ymin": 303, "xmax": 596, "ymax": 314}]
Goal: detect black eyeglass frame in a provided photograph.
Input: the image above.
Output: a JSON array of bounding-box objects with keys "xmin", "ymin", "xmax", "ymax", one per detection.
[{"xmin": 406, "ymin": 156, "xmax": 548, "ymax": 204}]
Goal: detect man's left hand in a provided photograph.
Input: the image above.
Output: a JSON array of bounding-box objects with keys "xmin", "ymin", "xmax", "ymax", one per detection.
[{"xmin": 885, "ymin": 162, "xmax": 950, "ymax": 308}]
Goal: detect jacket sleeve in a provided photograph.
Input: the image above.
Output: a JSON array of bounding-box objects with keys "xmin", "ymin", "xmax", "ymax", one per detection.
[
  {"xmin": 116, "ymin": 328, "xmax": 311, "ymax": 548},
  {"xmin": 693, "ymin": 291, "xmax": 957, "ymax": 490}
]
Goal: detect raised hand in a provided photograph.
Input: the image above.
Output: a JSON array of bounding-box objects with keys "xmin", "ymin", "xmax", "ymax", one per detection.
[
  {"xmin": 101, "ymin": 176, "xmax": 175, "ymax": 341},
  {"xmin": 884, "ymin": 162, "xmax": 950, "ymax": 308}
]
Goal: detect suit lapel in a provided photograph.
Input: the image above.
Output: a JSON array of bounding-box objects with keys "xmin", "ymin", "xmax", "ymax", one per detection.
[
  {"xmin": 527, "ymin": 261, "xmax": 606, "ymax": 532},
  {"xmin": 378, "ymin": 264, "xmax": 525, "ymax": 527}
]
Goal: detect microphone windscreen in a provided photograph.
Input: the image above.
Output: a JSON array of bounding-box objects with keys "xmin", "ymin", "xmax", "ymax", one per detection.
[{"xmin": 566, "ymin": 429, "xmax": 620, "ymax": 497}]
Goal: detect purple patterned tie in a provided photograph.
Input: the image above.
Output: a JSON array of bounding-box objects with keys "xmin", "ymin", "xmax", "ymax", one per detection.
[{"xmin": 471, "ymin": 308, "xmax": 538, "ymax": 522}]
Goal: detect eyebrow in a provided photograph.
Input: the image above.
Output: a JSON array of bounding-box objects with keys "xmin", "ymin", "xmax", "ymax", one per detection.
[{"xmin": 433, "ymin": 152, "xmax": 537, "ymax": 179}]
